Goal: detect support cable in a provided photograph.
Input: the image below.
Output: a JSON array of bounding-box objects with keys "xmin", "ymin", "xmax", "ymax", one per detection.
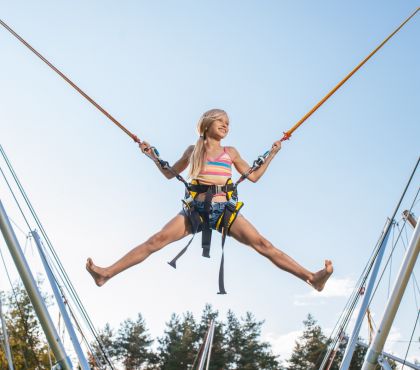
[
  {"xmin": 0, "ymin": 147, "xmax": 114, "ymax": 368},
  {"xmin": 401, "ymin": 309, "xmax": 420, "ymax": 370},
  {"xmin": 368, "ymin": 186, "xmax": 420, "ymax": 307},
  {"xmin": 319, "ymin": 157, "xmax": 419, "ymax": 369}
]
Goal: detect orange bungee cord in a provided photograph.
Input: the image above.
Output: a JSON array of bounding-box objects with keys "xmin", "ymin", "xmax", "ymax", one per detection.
[{"xmin": 0, "ymin": 8, "xmax": 418, "ymax": 186}]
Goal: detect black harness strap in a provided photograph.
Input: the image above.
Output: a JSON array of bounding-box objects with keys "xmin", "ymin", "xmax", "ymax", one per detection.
[
  {"xmin": 201, "ymin": 187, "xmax": 214, "ymax": 258},
  {"xmin": 217, "ymin": 200, "xmax": 236, "ymax": 294},
  {"xmin": 168, "ymin": 234, "xmax": 196, "ymax": 268},
  {"xmin": 168, "ymin": 179, "xmax": 242, "ymax": 294}
]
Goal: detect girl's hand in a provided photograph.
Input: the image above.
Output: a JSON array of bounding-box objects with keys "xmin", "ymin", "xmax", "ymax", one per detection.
[
  {"xmin": 271, "ymin": 140, "xmax": 282, "ymax": 154},
  {"xmin": 139, "ymin": 141, "xmax": 154, "ymax": 156}
]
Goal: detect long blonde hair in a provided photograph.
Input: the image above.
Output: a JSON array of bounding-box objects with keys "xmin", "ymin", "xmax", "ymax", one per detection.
[{"xmin": 188, "ymin": 109, "xmax": 229, "ymax": 179}]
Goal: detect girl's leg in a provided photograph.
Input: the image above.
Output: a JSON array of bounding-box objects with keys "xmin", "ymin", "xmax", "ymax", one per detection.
[
  {"xmin": 86, "ymin": 214, "xmax": 191, "ymax": 286},
  {"xmin": 229, "ymin": 215, "xmax": 333, "ymax": 291}
]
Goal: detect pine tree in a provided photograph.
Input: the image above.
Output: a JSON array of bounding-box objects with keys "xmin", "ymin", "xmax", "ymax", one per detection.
[
  {"xmin": 89, "ymin": 323, "xmax": 119, "ymax": 369},
  {"xmin": 157, "ymin": 312, "xmax": 199, "ymax": 370},
  {"xmin": 332, "ymin": 337, "xmax": 369, "ymax": 370},
  {"xmin": 196, "ymin": 304, "xmax": 227, "ymax": 370},
  {"xmin": 115, "ymin": 313, "xmax": 157, "ymax": 369},
  {"xmin": 287, "ymin": 314, "xmax": 327, "ymax": 370},
  {"xmin": 225, "ymin": 310, "xmax": 281, "ymax": 370}
]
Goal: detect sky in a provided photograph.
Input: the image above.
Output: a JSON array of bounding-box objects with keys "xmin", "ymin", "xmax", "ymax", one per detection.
[{"xmin": 0, "ymin": 0, "xmax": 419, "ymax": 366}]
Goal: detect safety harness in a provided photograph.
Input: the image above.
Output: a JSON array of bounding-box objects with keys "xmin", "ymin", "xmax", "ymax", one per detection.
[
  {"xmin": 147, "ymin": 146, "xmax": 268, "ymax": 293},
  {"xmin": 168, "ymin": 178, "xmax": 243, "ymax": 294}
]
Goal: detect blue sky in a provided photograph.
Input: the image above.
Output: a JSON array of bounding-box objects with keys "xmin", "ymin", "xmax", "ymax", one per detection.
[{"xmin": 1, "ymin": 0, "xmax": 419, "ymax": 365}]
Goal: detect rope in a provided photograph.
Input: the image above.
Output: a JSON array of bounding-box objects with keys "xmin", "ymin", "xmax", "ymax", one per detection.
[
  {"xmin": 0, "ymin": 19, "xmax": 140, "ymax": 145},
  {"xmin": 2, "ymin": 10, "xmax": 418, "ymax": 190},
  {"xmin": 0, "ymin": 19, "xmax": 187, "ymax": 190},
  {"xmin": 366, "ymin": 308, "xmax": 375, "ymax": 344},
  {"xmin": 282, "ymin": 7, "xmax": 419, "ymax": 141},
  {"xmin": 238, "ymin": 8, "xmax": 419, "ymax": 186}
]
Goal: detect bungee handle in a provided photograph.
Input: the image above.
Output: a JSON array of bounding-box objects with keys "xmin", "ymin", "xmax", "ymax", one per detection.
[{"xmin": 145, "ymin": 146, "xmax": 190, "ymax": 188}]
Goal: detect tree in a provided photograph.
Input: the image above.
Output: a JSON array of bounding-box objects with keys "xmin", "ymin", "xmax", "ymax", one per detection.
[
  {"xmin": 286, "ymin": 314, "xmax": 393, "ymax": 370},
  {"xmin": 0, "ymin": 281, "xmax": 54, "ymax": 369},
  {"xmin": 196, "ymin": 304, "xmax": 228, "ymax": 370},
  {"xmin": 157, "ymin": 312, "xmax": 199, "ymax": 370},
  {"xmin": 225, "ymin": 310, "xmax": 281, "ymax": 370},
  {"xmin": 287, "ymin": 314, "xmax": 326, "ymax": 370},
  {"xmin": 115, "ymin": 313, "xmax": 157, "ymax": 369},
  {"xmin": 89, "ymin": 323, "xmax": 119, "ymax": 369}
]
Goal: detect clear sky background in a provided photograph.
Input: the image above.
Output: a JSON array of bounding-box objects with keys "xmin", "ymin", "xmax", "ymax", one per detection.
[{"xmin": 1, "ymin": 0, "xmax": 419, "ymax": 366}]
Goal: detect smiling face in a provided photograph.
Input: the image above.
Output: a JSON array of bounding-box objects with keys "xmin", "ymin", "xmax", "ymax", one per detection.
[{"xmin": 206, "ymin": 115, "xmax": 230, "ymax": 140}]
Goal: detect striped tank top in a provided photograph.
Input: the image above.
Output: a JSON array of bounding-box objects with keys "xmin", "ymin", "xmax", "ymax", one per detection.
[{"xmin": 195, "ymin": 147, "xmax": 233, "ymax": 186}]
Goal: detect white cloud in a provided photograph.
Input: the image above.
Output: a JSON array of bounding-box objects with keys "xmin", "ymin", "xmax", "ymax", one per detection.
[
  {"xmin": 293, "ymin": 277, "xmax": 355, "ymax": 306},
  {"xmin": 264, "ymin": 330, "xmax": 302, "ymax": 361}
]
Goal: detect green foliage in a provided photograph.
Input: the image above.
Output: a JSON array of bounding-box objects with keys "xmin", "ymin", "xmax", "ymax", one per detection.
[
  {"xmin": 286, "ymin": 314, "xmax": 395, "ymax": 370},
  {"xmin": 115, "ymin": 313, "xmax": 157, "ymax": 369},
  {"xmin": 158, "ymin": 312, "xmax": 199, "ymax": 369},
  {"xmin": 89, "ymin": 323, "xmax": 118, "ymax": 368},
  {"xmin": 1, "ymin": 282, "xmax": 54, "ymax": 369},
  {"xmin": 225, "ymin": 310, "xmax": 281, "ymax": 370},
  {"xmin": 288, "ymin": 314, "xmax": 327, "ymax": 370},
  {"xmin": 2, "ymin": 284, "xmax": 391, "ymax": 370},
  {"xmin": 156, "ymin": 304, "xmax": 281, "ymax": 370},
  {"xmin": 196, "ymin": 304, "xmax": 228, "ymax": 370}
]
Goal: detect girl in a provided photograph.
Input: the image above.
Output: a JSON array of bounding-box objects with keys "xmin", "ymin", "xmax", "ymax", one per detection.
[{"xmin": 86, "ymin": 109, "xmax": 333, "ymax": 291}]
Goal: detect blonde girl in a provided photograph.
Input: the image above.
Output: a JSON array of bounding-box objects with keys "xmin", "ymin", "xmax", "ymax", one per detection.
[{"xmin": 86, "ymin": 109, "xmax": 333, "ymax": 291}]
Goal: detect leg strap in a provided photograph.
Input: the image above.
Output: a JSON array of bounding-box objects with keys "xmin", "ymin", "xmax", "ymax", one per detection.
[
  {"xmin": 201, "ymin": 187, "xmax": 214, "ymax": 258},
  {"xmin": 167, "ymin": 233, "xmax": 196, "ymax": 268},
  {"xmin": 168, "ymin": 206, "xmax": 202, "ymax": 268},
  {"xmin": 216, "ymin": 201, "xmax": 244, "ymax": 294}
]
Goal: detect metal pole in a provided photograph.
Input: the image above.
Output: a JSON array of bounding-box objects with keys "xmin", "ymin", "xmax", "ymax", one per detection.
[
  {"xmin": 357, "ymin": 341, "xmax": 420, "ymax": 370},
  {"xmin": 205, "ymin": 320, "xmax": 215, "ymax": 370},
  {"xmin": 378, "ymin": 356, "xmax": 393, "ymax": 370},
  {"xmin": 0, "ymin": 290, "xmax": 14, "ymax": 370},
  {"xmin": 362, "ymin": 216, "xmax": 420, "ymax": 370},
  {"xmin": 340, "ymin": 219, "xmax": 392, "ymax": 370},
  {"xmin": 0, "ymin": 200, "xmax": 73, "ymax": 370},
  {"xmin": 32, "ymin": 230, "xmax": 90, "ymax": 370},
  {"xmin": 198, "ymin": 320, "xmax": 213, "ymax": 370}
]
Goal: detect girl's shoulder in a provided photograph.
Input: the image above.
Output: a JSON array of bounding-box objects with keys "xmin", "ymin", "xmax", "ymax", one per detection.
[{"xmin": 224, "ymin": 146, "xmax": 239, "ymax": 162}]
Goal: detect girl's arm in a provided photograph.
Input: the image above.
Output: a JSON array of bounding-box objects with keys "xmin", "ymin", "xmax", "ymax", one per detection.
[
  {"xmin": 140, "ymin": 142, "xmax": 194, "ymax": 179},
  {"xmin": 227, "ymin": 141, "xmax": 281, "ymax": 183}
]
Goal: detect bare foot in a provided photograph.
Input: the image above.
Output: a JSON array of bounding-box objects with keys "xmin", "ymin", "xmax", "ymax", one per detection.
[
  {"xmin": 308, "ymin": 260, "xmax": 333, "ymax": 292},
  {"xmin": 86, "ymin": 258, "xmax": 111, "ymax": 287}
]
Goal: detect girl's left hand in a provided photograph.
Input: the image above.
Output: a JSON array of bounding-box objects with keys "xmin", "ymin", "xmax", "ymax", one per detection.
[{"xmin": 271, "ymin": 140, "xmax": 282, "ymax": 154}]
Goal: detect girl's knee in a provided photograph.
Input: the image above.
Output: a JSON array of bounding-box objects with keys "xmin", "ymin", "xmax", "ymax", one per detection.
[
  {"xmin": 253, "ymin": 236, "xmax": 274, "ymax": 256},
  {"xmin": 146, "ymin": 231, "xmax": 167, "ymax": 253}
]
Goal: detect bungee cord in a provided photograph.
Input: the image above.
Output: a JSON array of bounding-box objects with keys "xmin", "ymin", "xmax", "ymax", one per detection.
[
  {"xmin": 1, "ymin": 8, "xmax": 419, "ymax": 368},
  {"xmin": 1, "ymin": 8, "xmax": 418, "ymax": 189}
]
